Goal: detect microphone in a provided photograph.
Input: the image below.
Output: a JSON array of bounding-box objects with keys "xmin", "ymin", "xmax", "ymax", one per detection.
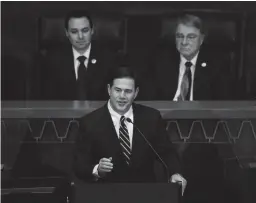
[{"xmin": 126, "ymin": 118, "xmax": 170, "ymax": 183}]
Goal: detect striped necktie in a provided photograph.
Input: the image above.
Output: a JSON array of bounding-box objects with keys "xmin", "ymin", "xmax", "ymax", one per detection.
[
  {"xmin": 178, "ymin": 61, "xmax": 192, "ymax": 101},
  {"xmin": 119, "ymin": 116, "xmax": 131, "ymax": 165}
]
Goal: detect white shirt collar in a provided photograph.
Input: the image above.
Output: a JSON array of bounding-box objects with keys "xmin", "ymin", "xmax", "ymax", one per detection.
[
  {"xmin": 180, "ymin": 51, "xmax": 199, "ymax": 67},
  {"xmin": 107, "ymin": 100, "xmax": 133, "ymax": 124},
  {"xmin": 72, "ymin": 43, "xmax": 91, "ymax": 61}
]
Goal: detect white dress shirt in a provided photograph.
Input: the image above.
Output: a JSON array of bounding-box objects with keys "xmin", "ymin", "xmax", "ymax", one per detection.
[
  {"xmin": 92, "ymin": 100, "xmax": 134, "ymax": 177},
  {"xmin": 72, "ymin": 44, "xmax": 91, "ymax": 80},
  {"xmin": 173, "ymin": 53, "xmax": 199, "ymax": 101}
]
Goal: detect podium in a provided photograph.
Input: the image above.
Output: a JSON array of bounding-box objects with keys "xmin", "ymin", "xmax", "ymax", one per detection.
[{"xmin": 73, "ymin": 183, "xmax": 181, "ymax": 203}]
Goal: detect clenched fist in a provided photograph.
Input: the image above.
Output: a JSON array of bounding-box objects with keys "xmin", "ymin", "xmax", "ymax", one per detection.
[{"xmin": 97, "ymin": 157, "xmax": 113, "ymax": 177}]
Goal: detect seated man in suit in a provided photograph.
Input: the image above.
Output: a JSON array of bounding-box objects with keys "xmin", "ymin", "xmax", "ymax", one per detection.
[
  {"xmin": 37, "ymin": 10, "xmax": 117, "ymax": 100},
  {"xmin": 152, "ymin": 14, "xmax": 232, "ymax": 101},
  {"xmin": 152, "ymin": 14, "xmax": 231, "ymax": 203},
  {"xmin": 73, "ymin": 66, "xmax": 187, "ymax": 193}
]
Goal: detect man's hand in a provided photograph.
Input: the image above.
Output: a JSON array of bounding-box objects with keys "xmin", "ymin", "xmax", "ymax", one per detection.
[
  {"xmin": 170, "ymin": 173, "xmax": 187, "ymax": 196},
  {"xmin": 97, "ymin": 157, "xmax": 113, "ymax": 177}
]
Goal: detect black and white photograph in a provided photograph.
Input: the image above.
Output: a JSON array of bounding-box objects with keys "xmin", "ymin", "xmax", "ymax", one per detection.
[{"xmin": 1, "ymin": 1, "xmax": 256, "ymax": 203}]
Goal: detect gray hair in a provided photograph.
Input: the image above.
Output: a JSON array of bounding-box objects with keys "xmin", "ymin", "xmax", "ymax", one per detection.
[{"xmin": 176, "ymin": 14, "xmax": 205, "ymax": 34}]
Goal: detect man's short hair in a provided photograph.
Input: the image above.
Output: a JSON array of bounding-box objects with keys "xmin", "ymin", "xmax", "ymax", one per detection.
[
  {"xmin": 64, "ymin": 10, "xmax": 93, "ymax": 30},
  {"xmin": 108, "ymin": 67, "xmax": 139, "ymax": 88},
  {"xmin": 176, "ymin": 14, "xmax": 205, "ymax": 35}
]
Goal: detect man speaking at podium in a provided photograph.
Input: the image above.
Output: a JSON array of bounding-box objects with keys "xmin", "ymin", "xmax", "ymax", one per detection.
[{"xmin": 73, "ymin": 66, "xmax": 186, "ymax": 193}]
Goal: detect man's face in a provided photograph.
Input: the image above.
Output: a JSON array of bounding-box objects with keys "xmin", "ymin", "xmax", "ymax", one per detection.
[
  {"xmin": 108, "ymin": 77, "xmax": 139, "ymax": 115},
  {"xmin": 65, "ymin": 17, "xmax": 93, "ymax": 53},
  {"xmin": 175, "ymin": 23, "xmax": 204, "ymax": 60}
]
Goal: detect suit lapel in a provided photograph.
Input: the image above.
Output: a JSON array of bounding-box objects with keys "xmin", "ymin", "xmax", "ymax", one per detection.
[
  {"xmin": 61, "ymin": 47, "xmax": 77, "ymax": 85},
  {"xmin": 162, "ymin": 49, "xmax": 180, "ymax": 99},
  {"xmin": 101, "ymin": 104, "xmax": 122, "ymax": 153},
  {"xmin": 193, "ymin": 51, "xmax": 211, "ymax": 100},
  {"xmin": 172, "ymin": 51, "xmax": 180, "ymax": 98},
  {"xmin": 87, "ymin": 43, "xmax": 100, "ymax": 77},
  {"xmin": 130, "ymin": 104, "xmax": 149, "ymax": 166},
  {"xmin": 85, "ymin": 43, "xmax": 105, "ymax": 95}
]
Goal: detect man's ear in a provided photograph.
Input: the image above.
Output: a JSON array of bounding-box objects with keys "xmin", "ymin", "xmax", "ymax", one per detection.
[
  {"xmin": 65, "ymin": 29, "xmax": 69, "ymax": 38},
  {"xmin": 107, "ymin": 84, "xmax": 111, "ymax": 96},
  {"xmin": 200, "ymin": 34, "xmax": 205, "ymax": 46},
  {"xmin": 134, "ymin": 87, "xmax": 139, "ymax": 100}
]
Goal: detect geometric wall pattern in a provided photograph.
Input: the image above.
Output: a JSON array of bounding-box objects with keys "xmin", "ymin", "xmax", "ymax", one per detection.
[{"xmin": 2, "ymin": 119, "xmax": 256, "ymax": 143}]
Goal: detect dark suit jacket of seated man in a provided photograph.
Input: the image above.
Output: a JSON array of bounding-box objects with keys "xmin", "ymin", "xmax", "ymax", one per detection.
[
  {"xmin": 151, "ymin": 45, "xmax": 232, "ymax": 101},
  {"xmin": 36, "ymin": 10, "xmax": 117, "ymax": 101},
  {"xmin": 73, "ymin": 67, "xmax": 187, "ymax": 189}
]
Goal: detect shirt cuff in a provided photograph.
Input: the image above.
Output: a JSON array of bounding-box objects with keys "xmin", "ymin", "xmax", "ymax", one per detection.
[
  {"xmin": 92, "ymin": 164, "xmax": 100, "ymax": 179},
  {"xmin": 170, "ymin": 173, "xmax": 183, "ymax": 182}
]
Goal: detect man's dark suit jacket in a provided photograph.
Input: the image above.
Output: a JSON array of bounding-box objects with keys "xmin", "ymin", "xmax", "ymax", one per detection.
[
  {"xmin": 73, "ymin": 103, "xmax": 181, "ymax": 183},
  {"xmin": 151, "ymin": 45, "xmax": 233, "ymax": 100},
  {"xmin": 35, "ymin": 42, "xmax": 117, "ymax": 100}
]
